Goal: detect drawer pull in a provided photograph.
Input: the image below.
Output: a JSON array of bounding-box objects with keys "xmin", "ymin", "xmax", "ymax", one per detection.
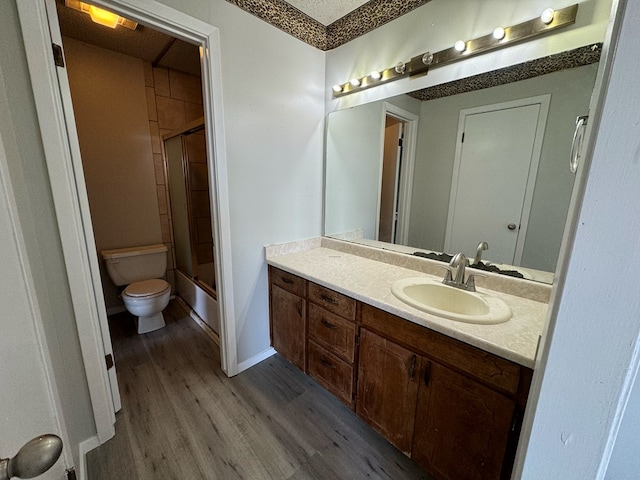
[
  {"xmin": 321, "ymin": 294, "xmax": 338, "ymax": 305},
  {"xmin": 320, "ymin": 358, "xmax": 336, "ymax": 369},
  {"xmin": 281, "ymin": 276, "xmax": 294, "ymax": 284},
  {"xmin": 408, "ymin": 354, "xmax": 417, "ymax": 379},
  {"xmin": 297, "ymin": 299, "xmax": 302, "ymax": 317},
  {"xmin": 321, "ymin": 319, "xmax": 337, "ymax": 329}
]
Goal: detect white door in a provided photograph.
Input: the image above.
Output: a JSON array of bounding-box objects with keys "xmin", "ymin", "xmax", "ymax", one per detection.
[
  {"xmin": 445, "ymin": 96, "xmax": 549, "ymax": 264},
  {"xmin": 0, "ymin": 135, "xmax": 69, "ymax": 478}
]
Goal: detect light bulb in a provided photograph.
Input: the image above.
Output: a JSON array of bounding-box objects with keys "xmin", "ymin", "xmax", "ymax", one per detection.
[
  {"xmin": 540, "ymin": 8, "xmax": 555, "ymax": 24},
  {"xmin": 422, "ymin": 52, "xmax": 434, "ymax": 65},
  {"xmin": 88, "ymin": 5, "xmax": 119, "ymax": 28},
  {"xmin": 332, "ymin": 84, "xmax": 343, "ymax": 93},
  {"xmin": 454, "ymin": 40, "xmax": 466, "ymax": 52},
  {"xmin": 349, "ymin": 78, "xmax": 361, "ymax": 87},
  {"xmin": 395, "ymin": 62, "xmax": 406, "ymax": 74},
  {"xmin": 493, "ymin": 27, "xmax": 505, "ymax": 40},
  {"xmin": 370, "ymin": 70, "xmax": 382, "ymax": 80}
]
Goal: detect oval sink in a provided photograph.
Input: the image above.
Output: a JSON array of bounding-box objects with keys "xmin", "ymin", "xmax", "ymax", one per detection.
[{"xmin": 391, "ymin": 277, "xmax": 511, "ymax": 324}]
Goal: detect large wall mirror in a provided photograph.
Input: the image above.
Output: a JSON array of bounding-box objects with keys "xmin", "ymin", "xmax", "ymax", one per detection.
[{"xmin": 325, "ymin": 52, "xmax": 600, "ymax": 284}]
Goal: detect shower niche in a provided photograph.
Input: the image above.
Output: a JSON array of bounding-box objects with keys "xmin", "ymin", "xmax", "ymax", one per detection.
[{"xmin": 164, "ymin": 118, "xmax": 218, "ymax": 327}]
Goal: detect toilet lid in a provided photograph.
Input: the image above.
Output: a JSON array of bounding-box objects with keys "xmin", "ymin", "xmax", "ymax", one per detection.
[{"xmin": 123, "ymin": 279, "xmax": 170, "ymax": 297}]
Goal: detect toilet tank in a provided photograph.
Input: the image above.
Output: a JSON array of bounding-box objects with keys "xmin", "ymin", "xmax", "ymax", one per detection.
[{"xmin": 101, "ymin": 244, "xmax": 168, "ymax": 286}]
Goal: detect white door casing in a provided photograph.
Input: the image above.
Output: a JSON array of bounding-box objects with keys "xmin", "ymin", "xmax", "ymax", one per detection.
[
  {"xmin": 17, "ymin": 0, "xmax": 237, "ymax": 445},
  {"xmin": 444, "ymin": 95, "xmax": 550, "ymax": 265}
]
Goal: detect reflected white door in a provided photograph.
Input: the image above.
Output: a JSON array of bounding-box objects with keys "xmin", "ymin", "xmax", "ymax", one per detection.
[{"xmin": 445, "ymin": 97, "xmax": 549, "ymax": 264}]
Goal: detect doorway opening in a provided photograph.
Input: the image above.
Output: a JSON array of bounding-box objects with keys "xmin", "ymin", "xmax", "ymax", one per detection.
[
  {"xmin": 377, "ymin": 103, "xmax": 419, "ymax": 246},
  {"xmin": 55, "ymin": 0, "xmax": 223, "ymax": 381}
]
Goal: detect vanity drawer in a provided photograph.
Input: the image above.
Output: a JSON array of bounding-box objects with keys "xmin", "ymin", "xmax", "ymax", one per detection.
[
  {"xmin": 308, "ymin": 340, "xmax": 354, "ymax": 407},
  {"xmin": 308, "ymin": 282, "xmax": 356, "ymax": 320},
  {"xmin": 270, "ymin": 266, "xmax": 306, "ymax": 297},
  {"xmin": 308, "ymin": 303, "xmax": 356, "ymax": 363}
]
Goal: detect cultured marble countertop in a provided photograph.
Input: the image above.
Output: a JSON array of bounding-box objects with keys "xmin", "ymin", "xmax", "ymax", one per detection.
[{"xmin": 267, "ymin": 247, "xmax": 547, "ymax": 369}]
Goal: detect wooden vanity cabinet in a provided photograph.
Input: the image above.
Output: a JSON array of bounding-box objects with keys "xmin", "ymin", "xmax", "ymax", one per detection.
[
  {"xmin": 268, "ymin": 267, "xmax": 533, "ymax": 480},
  {"xmin": 269, "ymin": 267, "xmax": 307, "ymax": 371},
  {"xmin": 356, "ymin": 328, "xmax": 420, "ymax": 455},
  {"xmin": 360, "ymin": 303, "xmax": 532, "ymax": 480}
]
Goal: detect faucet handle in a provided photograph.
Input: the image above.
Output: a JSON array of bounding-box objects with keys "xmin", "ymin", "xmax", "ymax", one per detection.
[
  {"xmin": 465, "ymin": 272, "xmax": 487, "ymax": 291},
  {"xmin": 439, "ymin": 265, "xmax": 454, "ymax": 284}
]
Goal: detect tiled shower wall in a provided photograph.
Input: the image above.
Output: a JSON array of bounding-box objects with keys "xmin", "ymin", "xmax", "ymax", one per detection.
[{"xmin": 143, "ymin": 62, "xmax": 204, "ymax": 291}]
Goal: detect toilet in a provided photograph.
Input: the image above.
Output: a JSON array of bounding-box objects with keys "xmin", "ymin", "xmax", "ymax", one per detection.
[{"xmin": 101, "ymin": 244, "xmax": 171, "ymax": 334}]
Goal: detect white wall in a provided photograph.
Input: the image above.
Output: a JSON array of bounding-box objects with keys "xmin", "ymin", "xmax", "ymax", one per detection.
[
  {"xmin": 326, "ymin": 0, "xmax": 612, "ymax": 112},
  {"xmin": 325, "ymin": 101, "xmax": 383, "ymax": 238},
  {"xmin": 159, "ymin": 0, "xmax": 326, "ymax": 366}
]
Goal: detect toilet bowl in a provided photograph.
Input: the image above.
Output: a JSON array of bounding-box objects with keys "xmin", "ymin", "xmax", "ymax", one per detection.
[
  {"xmin": 101, "ymin": 244, "xmax": 171, "ymax": 334},
  {"xmin": 121, "ymin": 279, "xmax": 171, "ymax": 334}
]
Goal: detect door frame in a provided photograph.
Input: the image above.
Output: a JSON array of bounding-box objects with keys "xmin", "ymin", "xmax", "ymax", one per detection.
[
  {"xmin": 444, "ymin": 94, "xmax": 550, "ymax": 264},
  {"xmin": 377, "ymin": 103, "xmax": 419, "ymax": 245},
  {"xmin": 17, "ymin": 0, "xmax": 237, "ymax": 444}
]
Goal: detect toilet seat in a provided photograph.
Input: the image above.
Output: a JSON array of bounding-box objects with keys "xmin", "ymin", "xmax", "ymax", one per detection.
[{"xmin": 123, "ymin": 279, "xmax": 170, "ymax": 299}]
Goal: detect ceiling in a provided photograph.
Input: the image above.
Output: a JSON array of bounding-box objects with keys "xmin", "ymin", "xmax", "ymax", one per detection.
[
  {"xmin": 286, "ymin": 0, "xmax": 369, "ymax": 26},
  {"xmin": 56, "ymin": 0, "xmax": 202, "ymax": 76}
]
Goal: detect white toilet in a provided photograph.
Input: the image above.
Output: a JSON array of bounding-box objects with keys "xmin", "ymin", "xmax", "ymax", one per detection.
[{"xmin": 101, "ymin": 244, "xmax": 171, "ymax": 334}]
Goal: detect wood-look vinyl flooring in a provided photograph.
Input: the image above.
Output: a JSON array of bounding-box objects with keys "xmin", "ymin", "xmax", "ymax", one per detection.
[{"xmin": 87, "ymin": 300, "xmax": 432, "ymax": 480}]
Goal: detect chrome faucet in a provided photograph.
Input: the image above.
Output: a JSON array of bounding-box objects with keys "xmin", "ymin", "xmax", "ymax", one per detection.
[
  {"xmin": 473, "ymin": 241, "xmax": 489, "ymax": 265},
  {"xmin": 442, "ymin": 252, "xmax": 485, "ymax": 292}
]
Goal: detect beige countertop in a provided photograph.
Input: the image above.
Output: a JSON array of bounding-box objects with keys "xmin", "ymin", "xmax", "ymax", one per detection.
[{"xmin": 267, "ymin": 246, "xmax": 547, "ymax": 369}]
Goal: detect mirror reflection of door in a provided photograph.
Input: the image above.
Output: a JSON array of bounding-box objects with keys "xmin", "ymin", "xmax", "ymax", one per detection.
[
  {"xmin": 445, "ymin": 95, "xmax": 550, "ymax": 265},
  {"xmin": 379, "ymin": 116, "xmax": 405, "ymax": 243},
  {"xmin": 164, "ymin": 120, "xmax": 216, "ymax": 295}
]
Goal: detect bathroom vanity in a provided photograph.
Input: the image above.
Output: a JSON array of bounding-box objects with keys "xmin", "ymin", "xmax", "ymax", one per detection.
[{"xmin": 267, "ymin": 238, "xmax": 547, "ymax": 480}]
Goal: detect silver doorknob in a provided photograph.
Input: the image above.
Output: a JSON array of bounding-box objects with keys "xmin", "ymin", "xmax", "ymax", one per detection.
[
  {"xmin": 0, "ymin": 434, "xmax": 63, "ymax": 480},
  {"xmin": 507, "ymin": 223, "xmax": 517, "ymax": 231}
]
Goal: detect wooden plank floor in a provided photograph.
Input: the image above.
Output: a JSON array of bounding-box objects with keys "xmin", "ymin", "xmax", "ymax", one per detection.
[{"xmin": 87, "ymin": 300, "xmax": 432, "ymax": 479}]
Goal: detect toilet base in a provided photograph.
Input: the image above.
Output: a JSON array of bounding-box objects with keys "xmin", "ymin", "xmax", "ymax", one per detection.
[{"xmin": 135, "ymin": 312, "xmax": 166, "ymax": 334}]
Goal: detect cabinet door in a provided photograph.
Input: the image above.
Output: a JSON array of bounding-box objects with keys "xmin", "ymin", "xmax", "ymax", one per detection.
[
  {"xmin": 356, "ymin": 328, "xmax": 420, "ymax": 455},
  {"xmin": 412, "ymin": 360, "xmax": 516, "ymax": 480},
  {"xmin": 271, "ymin": 284, "xmax": 306, "ymax": 371}
]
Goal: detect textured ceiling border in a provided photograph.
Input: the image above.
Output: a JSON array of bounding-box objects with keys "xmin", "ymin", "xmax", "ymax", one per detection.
[
  {"xmin": 224, "ymin": 0, "xmax": 430, "ymax": 51},
  {"xmin": 408, "ymin": 43, "xmax": 603, "ymax": 102}
]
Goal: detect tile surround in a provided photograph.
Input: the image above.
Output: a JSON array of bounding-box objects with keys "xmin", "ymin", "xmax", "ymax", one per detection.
[{"xmin": 144, "ymin": 63, "xmax": 205, "ymax": 291}]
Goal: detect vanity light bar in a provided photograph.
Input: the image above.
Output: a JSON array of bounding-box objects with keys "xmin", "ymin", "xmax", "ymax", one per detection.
[{"xmin": 332, "ymin": 4, "xmax": 578, "ymax": 97}]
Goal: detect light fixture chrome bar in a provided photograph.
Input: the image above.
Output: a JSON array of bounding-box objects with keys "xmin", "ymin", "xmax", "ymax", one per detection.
[{"xmin": 332, "ymin": 4, "xmax": 578, "ymax": 97}]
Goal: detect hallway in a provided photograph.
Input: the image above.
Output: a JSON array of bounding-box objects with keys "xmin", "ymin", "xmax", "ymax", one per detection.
[{"xmin": 87, "ymin": 301, "xmax": 431, "ymax": 479}]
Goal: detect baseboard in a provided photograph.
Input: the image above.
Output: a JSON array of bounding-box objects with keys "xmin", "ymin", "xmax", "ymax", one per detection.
[
  {"xmin": 237, "ymin": 347, "xmax": 276, "ymax": 374},
  {"xmin": 78, "ymin": 435, "xmax": 100, "ymax": 480}
]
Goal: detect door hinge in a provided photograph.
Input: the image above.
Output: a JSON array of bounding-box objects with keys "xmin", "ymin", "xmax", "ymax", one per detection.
[
  {"xmin": 52, "ymin": 43, "xmax": 65, "ymax": 68},
  {"xmin": 65, "ymin": 467, "xmax": 77, "ymax": 480},
  {"xmin": 355, "ymin": 335, "xmax": 360, "ymax": 347},
  {"xmin": 511, "ymin": 409, "xmax": 522, "ymax": 432},
  {"xmin": 105, "ymin": 353, "xmax": 114, "ymax": 370},
  {"xmin": 398, "ymin": 138, "xmax": 404, "ymax": 147}
]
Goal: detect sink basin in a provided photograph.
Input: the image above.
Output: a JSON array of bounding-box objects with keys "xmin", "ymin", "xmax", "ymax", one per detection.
[{"xmin": 391, "ymin": 277, "xmax": 512, "ymax": 324}]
